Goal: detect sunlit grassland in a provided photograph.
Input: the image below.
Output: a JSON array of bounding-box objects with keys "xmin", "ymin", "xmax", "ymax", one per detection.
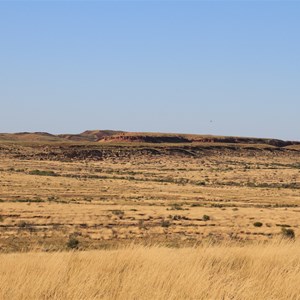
[{"xmin": 1, "ymin": 240, "xmax": 300, "ymax": 300}]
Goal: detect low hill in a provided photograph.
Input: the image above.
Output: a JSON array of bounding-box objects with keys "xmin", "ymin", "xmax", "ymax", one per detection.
[
  {"xmin": 58, "ymin": 130, "xmax": 124, "ymax": 142},
  {"xmin": 0, "ymin": 132, "xmax": 64, "ymax": 142},
  {"xmin": 0, "ymin": 130, "xmax": 299, "ymax": 148}
]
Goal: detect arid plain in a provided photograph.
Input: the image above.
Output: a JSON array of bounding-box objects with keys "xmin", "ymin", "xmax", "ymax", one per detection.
[
  {"xmin": 0, "ymin": 131, "xmax": 299, "ymax": 252},
  {"xmin": 1, "ymin": 131, "xmax": 300, "ymax": 299}
]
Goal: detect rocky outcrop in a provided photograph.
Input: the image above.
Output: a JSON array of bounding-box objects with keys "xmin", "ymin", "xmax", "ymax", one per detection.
[
  {"xmin": 100, "ymin": 134, "xmax": 300, "ymax": 148},
  {"xmin": 101, "ymin": 135, "xmax": 190, "ymax": 144}
]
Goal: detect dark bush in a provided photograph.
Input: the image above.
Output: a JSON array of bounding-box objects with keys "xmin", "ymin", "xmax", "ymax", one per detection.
[
  {"xmin": 67, "ymin": 237, "xmax": 80, "ymax": 249},
  {"xmin": 253, "ymin": 222, "xmax": 263, "ymax": 227},
  {"xmin": 170, "ymin": 203, "xmax": 183, "ymax": 210},
  {"xmin": 111, "ymin": 210, "xmax": 125, "ymax": 216},
  {"xmin": 18, "ymin": 221, "xmax": 27, "ymax": 228},
  {"xmin": 281, "ymin": 227, "xmax": 295, "ymax": 239},
  {"xmin": 29, "ymin": 170, "xmax": 57, "ymax": 176},
  {"xmin": 161, "ymin": 220, "xmax": 171, "ymax": 228},
  {"xmin": 202, "ymin": 215, "xmax": 210, "ymax": 221}
]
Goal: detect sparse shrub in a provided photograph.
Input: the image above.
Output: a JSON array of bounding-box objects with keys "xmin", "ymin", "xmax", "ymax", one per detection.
[
  {"xmin": 29, "ymin": 170, "xmax": 57, "ymax": 176},
  {"xmin": 83, "ymin": 196, "xmax": 92, "ymax": 202},
  {"xmin": 161, "ymin": 220, "xmax": 171, "ymax": 228},
  {"xmin": 18, "ymin": 221, "xmax": 27, "ymax": 228},
  {"xmin": 111, "ymin": 229, "xmax": 118, "ymax": 238},
  {"xmin": 276, "ymin": 224, "xmax": 291, "ymax": 228},
  {"xmin": 202, "ymin": 215, "xmax": 210, "ymax": 221},
  {"xmin": 172, "ymin": 215, "xmax": 182, "ymax": 221},
  {"xmin": 170, "ymin": 203, "xmax": 183, "ymax": 210},
  {"xmin": 67, "ymin": 237, "xmax": 80, "ymax": 249},
  {"xmin": 111, "ymin": 210, "xmax": 125, "ymax": 217},
  {"xmin": 281, "ymin": 227, "xmax": 295, "ymax": 239},
  {"xmin": 190, "ymin": 203, "xmax": 202, "ymax": 207},
  {"xmin": 211, "ymin": 203, "xmax": 223, "ymax": 208},
  {"xmin": 175, "ymin": 178, "xmax": 188, "ymax": 185},
  {"xmin": 138, "ymin": 220, "xmax": 146, "ymax": 229},
  {"xmin": 15, "ymin": 198, "xmax": 44, "ymax": 203},
  {"xmin": 195, "ymin": 181, "xmax": 206, "ymax": 186},
  {"xmin": 253, "ymin": 222, "xmax": 263, "ymax": 227}
]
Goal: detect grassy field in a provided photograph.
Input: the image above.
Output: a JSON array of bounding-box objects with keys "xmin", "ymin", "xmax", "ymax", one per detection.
[
  {"xmin": 0, "ymin": 138, "xmax": 300, "ymax": 298},
  {"xmin": 1, "ymin": 241, "xmax": 300, "ymax": 299}
]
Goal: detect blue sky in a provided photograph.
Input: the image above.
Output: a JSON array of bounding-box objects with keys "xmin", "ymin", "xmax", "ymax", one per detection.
[{"xmin": 1, "ymin": 1, "xmax": 299, "ymax": 140}]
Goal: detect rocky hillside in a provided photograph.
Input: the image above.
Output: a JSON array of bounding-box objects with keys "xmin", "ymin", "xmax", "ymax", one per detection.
[{"xmin": 0, "ymin": 130, "xmax": 299, "ymax": 149}]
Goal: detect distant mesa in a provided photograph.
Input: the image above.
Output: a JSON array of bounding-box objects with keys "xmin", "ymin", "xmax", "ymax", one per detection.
[
  {"xmin": 98, "ymin": 132, "xmax": 300, "ymax": 147},
  {"xmin": 0, "ymin": 130, "xmax": 299, "ymax": 148}
]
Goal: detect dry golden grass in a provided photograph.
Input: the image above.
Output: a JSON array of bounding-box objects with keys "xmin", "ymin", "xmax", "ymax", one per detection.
[{"xmin": 1, "ymin": 240, "xmax": 300, "ymax": 299}]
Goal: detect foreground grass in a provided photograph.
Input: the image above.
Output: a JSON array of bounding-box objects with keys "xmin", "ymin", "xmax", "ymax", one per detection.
[{"xmin": 1, "ymin": 241, "xmax": 300, "ymax": 299}]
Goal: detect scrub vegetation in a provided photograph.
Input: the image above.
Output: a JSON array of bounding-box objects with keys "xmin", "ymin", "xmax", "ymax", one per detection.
[{"xmin": 0, "ymin": 132, "xmax": 300, "ymax": 299}]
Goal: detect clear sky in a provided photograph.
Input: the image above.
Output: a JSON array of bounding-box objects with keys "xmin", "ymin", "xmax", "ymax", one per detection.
[{"xmin": 1, "ymin": 1, "xmax": 299, "ymax": 140}]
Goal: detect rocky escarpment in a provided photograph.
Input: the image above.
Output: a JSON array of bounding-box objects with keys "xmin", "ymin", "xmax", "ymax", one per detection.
[
  {"xmin": 100, "ymin": 133, "xmax": 300, "ymax": 148},
  {"xmin": 2, "ymin": 142, "xmax": 298, "ymax": 163},
  {"xmin": 191, "ymin": 137, "xmax": 299, "ymax": 147},
  {"xmin": 101, "ymin": 135, "xmax": 190, "ymax": 143}
]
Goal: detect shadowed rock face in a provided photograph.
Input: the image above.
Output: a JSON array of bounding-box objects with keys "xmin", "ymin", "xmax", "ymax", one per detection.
[
  {"xmin": 4, "ymin": 141, "xmax": 299, "ymax": 163},
  {"xmin": 102, "ymin": 135, "xmax": 190, "ymax": 143},
  {"xmin": 192, "ymin": 137, "xmax": 297, "ymax": 147},
  {"xmin": 100, "ymin": 134, "xmax": 300, "ymax": 148}
]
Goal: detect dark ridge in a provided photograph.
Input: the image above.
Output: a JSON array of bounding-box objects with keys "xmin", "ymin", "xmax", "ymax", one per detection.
[
  {"xmin": 102, "ymin": 135, "xmax": 190, "ymax": 143},
  {"xmin": 0, "ymin": 130, "xmax": 299, "ymax": 148}
]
